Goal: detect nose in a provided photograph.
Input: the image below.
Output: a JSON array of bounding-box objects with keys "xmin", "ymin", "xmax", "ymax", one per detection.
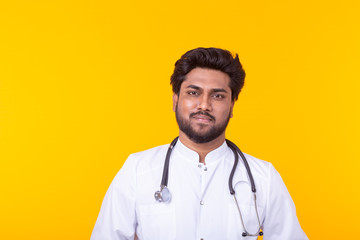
[{"xmin": 197, "ymin": 94, "xmax": 212, "ymax": 111}]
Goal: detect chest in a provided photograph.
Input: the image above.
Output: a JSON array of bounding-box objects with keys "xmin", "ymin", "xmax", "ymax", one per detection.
[{"xmin": 135, "ymin": 158, "xmax": 265, "ymax": 240}]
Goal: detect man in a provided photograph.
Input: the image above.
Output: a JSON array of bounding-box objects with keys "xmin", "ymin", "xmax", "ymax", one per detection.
[{"xmin": 91, "ymin": 48, "xmax": 308, "ymax": 240}]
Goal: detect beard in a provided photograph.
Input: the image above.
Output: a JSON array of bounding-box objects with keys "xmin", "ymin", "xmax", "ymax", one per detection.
[{"xmin": 175, "ymin": 106, "xmax": 231, "ymax": 144}]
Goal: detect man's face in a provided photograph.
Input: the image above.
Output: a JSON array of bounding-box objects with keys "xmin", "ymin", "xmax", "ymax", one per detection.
[{"xmin": 173, "ymin": 68, "xmax": 234, "ymax": 144}]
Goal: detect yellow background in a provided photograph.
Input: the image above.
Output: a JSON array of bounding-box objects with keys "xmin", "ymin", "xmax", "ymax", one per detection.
[{"xmin": 1, "ymin": 0, "xmax": 359, "ymax": 239}]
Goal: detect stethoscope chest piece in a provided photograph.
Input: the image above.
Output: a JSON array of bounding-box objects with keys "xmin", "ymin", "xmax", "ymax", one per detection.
[{"xmin": 154, "ymin": 185, "xmax": 171, "ymax": 203}]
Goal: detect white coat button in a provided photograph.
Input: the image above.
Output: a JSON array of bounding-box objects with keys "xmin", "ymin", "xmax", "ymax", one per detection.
[{"xmin": 200, "ymin": 201, "xmax": 204, "ymax": 205}]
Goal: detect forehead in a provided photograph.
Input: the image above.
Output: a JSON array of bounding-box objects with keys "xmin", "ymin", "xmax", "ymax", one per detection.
[{"xmin": 181, "ymin": 68, "xmax": 231, "ymax": 90}]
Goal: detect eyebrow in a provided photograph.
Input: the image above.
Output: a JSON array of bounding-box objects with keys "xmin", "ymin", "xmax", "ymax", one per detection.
[
  {"xmin": 212, "ymin": 88, "xmax": 228, "ymax": 93},
  {"xmin": 185, "ymin": 85, "xmax": 228, "ymax": 93},
  {"xmin": 186, "ymin": 85, "xmax": 202, "ymax": 91}
]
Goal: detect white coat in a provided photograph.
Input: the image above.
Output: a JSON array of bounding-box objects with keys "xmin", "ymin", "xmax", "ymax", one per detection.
[{"xmin": 91, "ymin": 139, "xmax": 308, "ymax": 240}]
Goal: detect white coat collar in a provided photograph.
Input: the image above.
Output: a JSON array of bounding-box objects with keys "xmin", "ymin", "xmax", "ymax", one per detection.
[
  {"xmin": 172, "ymin": 138, "xmax": 250, "ymax": 184},
  {"xmin": 174, "ymin": 138, "xmax": 229, "ymax": 166}
]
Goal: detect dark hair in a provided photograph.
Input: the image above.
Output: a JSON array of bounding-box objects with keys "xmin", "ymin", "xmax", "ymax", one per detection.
[{"xmin": 170, "ymin": 47, "xmax": 245, "ymax": 101}]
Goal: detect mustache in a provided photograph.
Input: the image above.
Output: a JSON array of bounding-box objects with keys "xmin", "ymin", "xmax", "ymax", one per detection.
[{"xmin": 190, "ymin": 111, "xmax": 215, "ymax": 121}]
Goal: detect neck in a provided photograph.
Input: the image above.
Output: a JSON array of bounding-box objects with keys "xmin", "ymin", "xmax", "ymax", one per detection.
[{"xmin": 178, "ymin": 131, "xmax": 225, "ymax": 164}]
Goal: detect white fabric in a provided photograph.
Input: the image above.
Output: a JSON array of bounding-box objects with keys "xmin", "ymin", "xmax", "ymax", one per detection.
[{"xmin": 91, "ymin": 139, "xmax": 308, "ymax": 240}]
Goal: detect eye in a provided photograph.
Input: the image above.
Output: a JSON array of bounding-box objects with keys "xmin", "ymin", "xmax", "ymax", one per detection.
[
  {"xmin": 212, "ymin": 94, "xmax": 225, "ymax": 99},
  {"xmin": 187, "ymin": 91, "xmax": 199, "ymax": 96}
]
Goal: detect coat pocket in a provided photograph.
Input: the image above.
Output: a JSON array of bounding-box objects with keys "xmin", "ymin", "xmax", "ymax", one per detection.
[{"xmin": 137, "ymin": 203, "xmax": 176, "ymax": 240}]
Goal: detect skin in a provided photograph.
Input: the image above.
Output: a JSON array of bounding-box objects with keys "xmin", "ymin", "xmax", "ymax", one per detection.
[{"xmin": 173, "ymin": 68, "xmax": 234, "ymax": 164}]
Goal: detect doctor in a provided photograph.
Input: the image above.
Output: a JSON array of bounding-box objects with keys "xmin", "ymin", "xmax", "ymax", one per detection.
[{"xmin": 91, "ymin": 47, "xmax": 308, "ymax": 240}]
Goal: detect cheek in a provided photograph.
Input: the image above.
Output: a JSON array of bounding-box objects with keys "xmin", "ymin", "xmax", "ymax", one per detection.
[
  {"xmin": 217, "ymin": 104, "xmax": 232, "ymax": 118},
  {"xmin": 179, "ymin": 98, "xmax": 197, "ymax": 112}
]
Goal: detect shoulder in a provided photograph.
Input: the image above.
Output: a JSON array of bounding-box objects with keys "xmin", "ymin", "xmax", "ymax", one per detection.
[
  {"xmin": 241, "ymin": 152, "xmax": 276, "ymax": 183},
  {"xmin": 119, "ymin": 144, "xmax": 170, "ymax": 176},
  {"xmin": 110, "ymin": 144, "xmax": 170, "ymax": 188},
  {"xmin": 241, "ymin": 152, "xmax": 289, "ymax": 197},
  {"xmin": 130, "ymin": 144, "xmax": 169, "ymax": 160}
]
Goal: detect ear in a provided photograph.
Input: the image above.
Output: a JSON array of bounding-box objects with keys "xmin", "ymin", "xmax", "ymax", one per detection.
[
  {"xmin": 230, "ymin": 101, "xmax": 235, "ymax": 118},
  {"xmin": 172, "ymin": 93, "xmax": 178, "ymax": 112}
]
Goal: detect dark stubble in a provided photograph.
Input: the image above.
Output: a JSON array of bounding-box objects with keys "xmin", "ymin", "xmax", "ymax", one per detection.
[{"xmin": 175, "ymin": 105, "xmax": 231, "ymax": 144}]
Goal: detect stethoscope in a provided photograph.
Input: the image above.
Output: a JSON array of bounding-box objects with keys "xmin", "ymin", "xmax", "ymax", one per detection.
[{"xmin": 154, "ymin": 137, "xmax": 264, "ymax": 237}]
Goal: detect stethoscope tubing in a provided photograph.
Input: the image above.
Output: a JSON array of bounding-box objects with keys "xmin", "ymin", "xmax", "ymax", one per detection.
[
  {"xmin": 226, "ymin": 139, "xmax": 256, "ymax": 193},
  {"xmin": 160, "ymin": 136, "xmax": 178, "ymax": 187}
]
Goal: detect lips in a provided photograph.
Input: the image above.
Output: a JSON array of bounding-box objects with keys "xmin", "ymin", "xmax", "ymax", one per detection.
[
  {"xmin": 190, "ymin": 111, "xmax": 215, "ymax": 122},
  {"xmin": 193, "ymin": 115, "xmax": 212, "ymax": 122}
]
